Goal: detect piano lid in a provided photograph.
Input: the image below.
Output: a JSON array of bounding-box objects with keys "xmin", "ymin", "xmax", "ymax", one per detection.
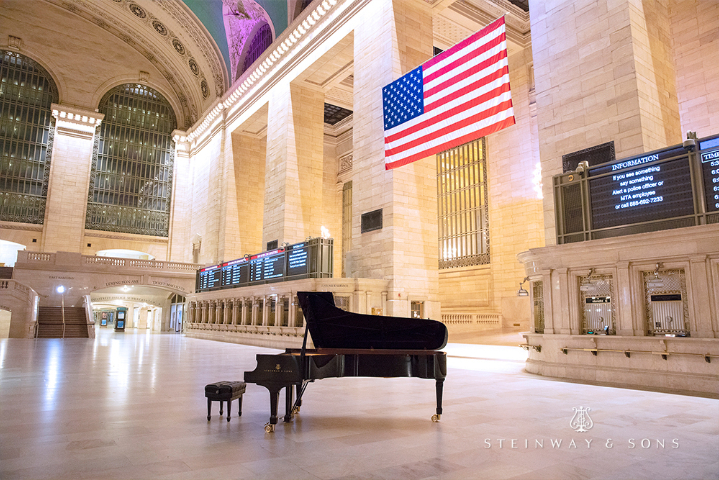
[{"xmin": 297, "ymin": 292, "xmax": 448, "ymax": 350}]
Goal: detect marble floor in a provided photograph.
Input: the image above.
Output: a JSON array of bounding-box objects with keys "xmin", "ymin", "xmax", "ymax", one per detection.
[{"xmin": 0, "ymin": 329, "xmax": 717, "ymax": 480}]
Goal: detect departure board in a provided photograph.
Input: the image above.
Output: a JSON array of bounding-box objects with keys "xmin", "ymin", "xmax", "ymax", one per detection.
[
  {"xmin": 249, "ymin": 248, "xmax": 285, "ymax": 283},
  {"xmin": 195, "ymin": 238, "xmax": 334, "ymax": 292},
  {"xmin": 699, "ymin": 138, "xmax": 719, "ymax": 213},
  {"xmin": 198, "ymin": 265, "xmax": 222, "ymax": 290},
  {"xmin": 589, "ymin": 154, "xmax": 694, "ymax": 230},
  {"xmin": 222, "ymin": 258, "xmax": 249, "ymax": 287},
  {"xmin": 287, "ymin": 242, "xmax": 310, "ymax": 277}
]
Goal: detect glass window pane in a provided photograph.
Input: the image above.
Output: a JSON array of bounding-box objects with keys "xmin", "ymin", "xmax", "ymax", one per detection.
[
  {"xmin": 0, "ymin": 50, "xmax": 57, "ymax": 224},
  {"xmin": 86, "ymin": 84, "xmax": 176, "ymax": 236},
  {"xmin": 437, "ymin": 138, "xmax": 489, "ymax": 268}
]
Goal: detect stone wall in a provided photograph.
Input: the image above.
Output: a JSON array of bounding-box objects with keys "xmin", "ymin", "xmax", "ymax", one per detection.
[{"xmin": 670, "ymin": 0, "xmax": 719, "ymax": 136}]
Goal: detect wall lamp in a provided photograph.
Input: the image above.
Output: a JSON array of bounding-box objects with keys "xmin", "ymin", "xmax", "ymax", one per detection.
[{"xmin": 517, "ymin": 277, "xmax": 530, "ymax": 297}]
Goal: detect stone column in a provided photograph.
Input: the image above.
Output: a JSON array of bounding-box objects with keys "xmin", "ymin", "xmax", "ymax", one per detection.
[
  {"xmin": 263, "ymin": 83, "xmax": 325, "ymax": 246},
  {"xmin": 615, "ymin": 262, "xmax": 635, "ymax": 336},
  {"xmin": 223, "ymin": 300, "xmax": 230, "ymax": 325},
  {"xmin": 289, "ymin": 296, "xmax": 297, "ymax": 328},
  {"xmin": 231, "ymin": 299, "xmax": 238, "ymax": 325},
  {"xmin": 42, "ymin": 105, "xmax": 104, "ymax": 253},
  {"xmin": 201, "ymin": 301, "xmax": 207, "ymax": 323},
  {"xmin": 215, "ymin": 301, "xmax": 222, "ymax": 325},
  {"xmin": 241, "ymin": 298, "xmax": 247, "ymax": 326},
  {"xmin": 168, "ymin": 131, "xmax": 192, "ymax": 262},
  {"xmin": 218, "ymin": 131, "xmax": 266, "ymax": 260},
  {"xmin": 188, "ymin": 301, "xmax": 195, "ymax": 324},
  {"xmin": 350, "ymin": 0, "xmax": 439, "ymax": 316},
  {"xmin": 261, "ymin": 296, "xmax": 268, "ymax": 327},
  {"xmin": 688, "ymin": 255, "xmax": 713, "ymax": 337},
  {"xmin": 528, "ymin": 0, "xmax": 682, "ymax": 244}
]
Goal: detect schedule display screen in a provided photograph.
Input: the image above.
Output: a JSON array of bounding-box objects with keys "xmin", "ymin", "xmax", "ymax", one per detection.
[
  {"xmin": 249, "ymin": 248, "xmax": 285, "ymax": 283},
  {"xmin": 699, "ymin": 141, "xmax": 719, "ymax": 213},
  {"xmin": 287, "ymin": 242, "xmax": 310, "ymax": 278},
  {"xmin": 195, "ymin": 238, "xmax": 333, "ymax": 292},
  {"xmin": 198, "ymin": 265, "xmax": 222, "ymax": 290},
  {"xmin": 588, "ymin": 150, "xmax": 694, "ymax": 230},
  {"xmin": 222, "ymin": 258, "xmax": 249, "ymax": 287}
]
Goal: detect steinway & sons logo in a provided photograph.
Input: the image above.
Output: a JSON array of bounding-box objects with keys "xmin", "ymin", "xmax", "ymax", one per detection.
[
  {"xmin": 570, "ymin": 406, "xmax": 593, "ymax": 432},
  {"xmin": 482, "ymin": 407, "xmax": 679, "ymax": 449}
]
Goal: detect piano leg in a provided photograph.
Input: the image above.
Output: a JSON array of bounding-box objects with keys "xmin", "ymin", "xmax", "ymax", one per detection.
[
  {"xmin": 433, "ymin": 379, "xmax": 444, "ymax": 422},
  {"xmin": 206, "ymin": 398, "xmax": 211, "ymax": 421},
  {"xmin": 266, "ymin": 386, "xmax": 281, "ymax": 432},
  {"xmin": 284, "ymin": 384, "xmax": 294, "ymax": 423}
]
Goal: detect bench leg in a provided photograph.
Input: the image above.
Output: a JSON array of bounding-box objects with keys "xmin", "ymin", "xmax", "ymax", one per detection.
[
  {"xmin": 227, "ymin": 399, "xmax": 232, "ymax": 422},
  {"xmin": 207, "ymin": 398, "xmax": 211, "ymax": 421},
  {"xmin": 219, "ymin": 401, "xmax": 223, "ymax": 416},
  {"xmin": 238, "ymin": 395, "xmax": 243, "ymax": 417}
]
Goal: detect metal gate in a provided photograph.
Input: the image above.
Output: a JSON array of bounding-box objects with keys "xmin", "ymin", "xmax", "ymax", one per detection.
[
  {"xmin": 644, "ymin": 269, "xmax": 689, "ymax": 336},
  {"xmin": 579, "ymin": 275, "xmax": 615, "ymax": 334}
]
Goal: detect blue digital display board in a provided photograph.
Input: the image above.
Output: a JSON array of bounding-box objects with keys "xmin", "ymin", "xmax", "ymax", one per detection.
[
  {"xmin": 700, "ymin": 148, "xmax": 719, "ymax": 213},
  {"xmin": 195, "ymin": 239, "xmax": 333, "ymax": 292},
  {"xmin": 588, "ymin": 152, "xmax": 694, "ymax": 230}
]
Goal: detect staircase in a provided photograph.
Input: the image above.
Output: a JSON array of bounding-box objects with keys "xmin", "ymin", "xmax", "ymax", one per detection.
[{"xmin": 37, "ymin": 307, "xmax": 89, "ymax": 338}]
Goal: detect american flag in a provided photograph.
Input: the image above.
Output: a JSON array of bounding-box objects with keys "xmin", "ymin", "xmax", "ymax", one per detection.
[{"xmin": 383, "ymin": 17, "xmax": 515, "ymax": 170}]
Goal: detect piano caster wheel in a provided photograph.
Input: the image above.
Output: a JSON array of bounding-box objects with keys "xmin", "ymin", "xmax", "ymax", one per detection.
[
  {"xmin": 292, "ymin": 406, "xmax": 300, "ymax": 414},
  {"xmin": 264, "ymin": 423, "xmax": 275, "ymax": 433},
  {"xmin": 431, "ymin": 414, "xmax": 441, "ymax": 422}
]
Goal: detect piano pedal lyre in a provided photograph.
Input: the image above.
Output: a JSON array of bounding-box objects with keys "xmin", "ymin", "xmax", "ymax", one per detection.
[
  {"xmin": 264, "ymin": 423, "xmax": 275, "ymax": 433},
  {"xmin": 292, "ymin": 406, "xmax": 300, "ymax": 414},
  {"xmin": 431, "ymin": 414, "xmax": 441, "ymax": 422}
]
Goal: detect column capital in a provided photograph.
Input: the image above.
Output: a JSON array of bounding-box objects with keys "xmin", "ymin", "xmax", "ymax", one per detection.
[{"xmin": 52, "ymin": 103, "xmax": 104, "ymax": 140}]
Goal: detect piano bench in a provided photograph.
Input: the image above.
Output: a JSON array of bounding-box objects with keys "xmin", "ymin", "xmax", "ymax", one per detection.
[{"xmin": 205, "ymin": 381, "xmax": 246, "ymax": 422}]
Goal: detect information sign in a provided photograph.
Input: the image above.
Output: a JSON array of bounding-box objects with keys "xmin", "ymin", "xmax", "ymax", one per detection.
[
  {"xmin": 249, "ymin": 248, "xmax": 285, "ymax": 283},
  {"xmin": 222, "ymin": 258, "xmax": 249, "ymax": 287},
  {"xmin": 198, "ymin": 265, "xmax": 222, "ymax": 290},
  {"xmin": 287, "ymin": 242, "xmax": 310, "ymax": 277},
  {"xmin": 589, "ymin": 157, "xmax": 694, "ymax": 230}
]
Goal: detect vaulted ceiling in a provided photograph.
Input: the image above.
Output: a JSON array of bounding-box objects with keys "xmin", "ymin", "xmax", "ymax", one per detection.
[{"xmin": 42, "ymin": 0, "xmax": 230, "ymax": 128}]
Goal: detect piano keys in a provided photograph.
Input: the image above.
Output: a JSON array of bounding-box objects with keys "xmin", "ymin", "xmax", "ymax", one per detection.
[{"xmin": 244, "ymin": 291, "xmax": 448, "ymax": 432}]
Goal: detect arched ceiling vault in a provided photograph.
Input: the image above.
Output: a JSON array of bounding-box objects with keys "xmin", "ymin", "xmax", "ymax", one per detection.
[{"xmin": 42, "ymin": 0, "xmax": 229, "ymax": 129}]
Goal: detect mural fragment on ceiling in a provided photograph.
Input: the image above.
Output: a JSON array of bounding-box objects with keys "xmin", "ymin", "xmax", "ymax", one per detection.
[{"xmin": 222, "ymin": 0, "xmax": 275, "ymax": 82}]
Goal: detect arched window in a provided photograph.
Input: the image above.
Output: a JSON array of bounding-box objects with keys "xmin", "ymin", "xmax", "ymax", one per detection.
[
  {"xmin": 0, "ymin": 51, "xmax": 58, "ymax": 224},
  {"xmin": 241, "ymin": 23, "xmax": 273, "ymax": 75},
  {"xmin": 86, "ymin": 84, "xmax": 176, "ymax": 237}
]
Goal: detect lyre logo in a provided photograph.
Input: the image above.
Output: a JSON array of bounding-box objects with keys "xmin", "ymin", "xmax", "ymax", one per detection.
[
  {"xmin": 276, "ymin": 364, "xmax": 281, "ymax": 370},
  {"xmin": 570, "ymin": 407, "xmax": 593, "ymax": 432}
]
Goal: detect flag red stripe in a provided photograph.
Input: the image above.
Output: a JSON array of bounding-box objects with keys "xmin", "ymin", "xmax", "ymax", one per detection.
[
  {"xmin": 425, "ymin": 63, "xmax": 509, "ymax": 113},
  {"xmin": 385, "ymin": 116, "xmax": 516, "ymax": 170},
  {"xmin": 425, "ymin": 50, "xmax": 508, "ymax": 100},
  {"xmin": 386, "ymin": 98, "xmax": 514, "ymax": 157},
  {"xmin": 424, "ymin": 34, "xmax": 506, "ymax": 85},
  {"xmin": 424, "ymin": 17, "xmax": 505, "ymax": 70},
  {"xmin": 385, "ymin": 83, "xmax": 511, "ymax": 145}
]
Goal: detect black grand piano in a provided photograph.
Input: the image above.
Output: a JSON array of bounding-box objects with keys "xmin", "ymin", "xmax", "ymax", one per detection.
[{"xmin": 244, "ymin": 291, "xmax": 448, "ymax": 432}]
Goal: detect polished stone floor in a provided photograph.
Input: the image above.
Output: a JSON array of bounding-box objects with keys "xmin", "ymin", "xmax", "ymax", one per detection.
[{"xmin": 0, "ymin": 329, "xmax": 717, "ymax": 480}]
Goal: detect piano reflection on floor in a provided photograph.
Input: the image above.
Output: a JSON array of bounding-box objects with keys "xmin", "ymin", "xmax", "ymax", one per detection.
[{"xmin": 244, "ymin": 291, "xmax": 448, "ymax": 432}]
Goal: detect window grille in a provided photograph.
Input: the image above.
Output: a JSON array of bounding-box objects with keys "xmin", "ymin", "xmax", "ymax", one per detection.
[
  {"xmin": 241, "ymin": 23, "xmax": 273, "ymax": 75},
  {"xmin": 437, "ymin": 138, "xmax": 489, "ymax": 269},
  {"xmin": 86, "ymin": 84, "xmax": 176, "ymax": 236},
  {"xmin": 0, "ymin": 51, "xmax": 58, "ymax": 224}
]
